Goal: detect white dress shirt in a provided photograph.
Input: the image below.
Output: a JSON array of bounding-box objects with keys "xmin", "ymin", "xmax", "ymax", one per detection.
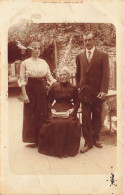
[
  {"xmin": 86, "ymin": 46, "xmax": 95, "ymax": 60},
  {"xmin": 18, "ymin": 57, "xmax": 56, "ymax": 86}
]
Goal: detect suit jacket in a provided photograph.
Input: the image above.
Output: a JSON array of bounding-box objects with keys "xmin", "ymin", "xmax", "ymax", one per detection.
[{"xmin": 76, "ymin": 48, "xmax": 110, "ymax": 102}]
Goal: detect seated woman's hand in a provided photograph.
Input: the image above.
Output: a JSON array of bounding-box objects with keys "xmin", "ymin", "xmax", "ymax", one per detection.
[
  {"xmin": 51, "ymin": 109, "xmax": 56, "ymax": 114},
  {"xmin": 68, "ymin": 108, "xmax": 74, "ymax": 115},
  {"xmin": 23, "ymin": 94, "xmax": 30, "ymax": 103}
]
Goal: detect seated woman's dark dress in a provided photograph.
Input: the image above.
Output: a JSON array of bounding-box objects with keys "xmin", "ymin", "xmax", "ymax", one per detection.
[{"xmin": 38, "ymin": 81, "xmax": 81, "ymax": 157}]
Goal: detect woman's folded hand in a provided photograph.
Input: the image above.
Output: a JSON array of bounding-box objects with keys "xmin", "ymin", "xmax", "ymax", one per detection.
[
  {"xmin": 68, "ymin": 108, "xmax": 74, "ymax": 115},
  {"xmin": 51, "ymin": 109, "xmax": 56, "ymax": 114}
]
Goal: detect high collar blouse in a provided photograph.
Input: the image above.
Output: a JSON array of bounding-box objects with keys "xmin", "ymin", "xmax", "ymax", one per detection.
[{"xmin": 18, "ymin": 57, "xmax": 56, "ymax": 86}]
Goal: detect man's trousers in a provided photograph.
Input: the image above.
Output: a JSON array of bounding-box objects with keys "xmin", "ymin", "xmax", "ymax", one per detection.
[{"xmin": 81, "ymin": 100, "xmax": 103, "ymax": 148}]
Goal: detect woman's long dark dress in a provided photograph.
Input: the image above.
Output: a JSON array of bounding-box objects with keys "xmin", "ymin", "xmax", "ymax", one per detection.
[
  {"xmin": 38, "ymin": 82, "xmax": 81, "ymax": 157},
  {"xmin": 23, "ymin": 78, "xmax": 47, "ymax": 143},
  {"xmin": 19, "ymin": 57, "xmax": 55, "ymax": 144}
]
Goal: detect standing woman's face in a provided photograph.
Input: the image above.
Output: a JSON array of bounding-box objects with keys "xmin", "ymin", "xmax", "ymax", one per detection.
[{"xmin": 31, "ymin": 45, "xmax": 40, "ymax": 58}]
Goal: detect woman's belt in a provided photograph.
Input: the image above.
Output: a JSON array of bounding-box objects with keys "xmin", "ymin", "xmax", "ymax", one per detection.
[
  {"xmin": 27, "ymin": 77, "xmax": 47, "ymax": 87},
  {"xmin": 28, "ymin": 77, "xmax": 46, "ymax": 81}
]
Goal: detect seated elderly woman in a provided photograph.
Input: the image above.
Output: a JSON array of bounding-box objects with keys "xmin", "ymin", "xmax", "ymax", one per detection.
[{"xmin": 38, "ymin": 67, "xmax": 81, "ymax": 157}]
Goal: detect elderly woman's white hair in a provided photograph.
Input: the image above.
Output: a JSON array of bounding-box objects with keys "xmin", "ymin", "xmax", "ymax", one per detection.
[{"xmin": 57, "ymin": 66, "xmax": 71, "ymax": 77}]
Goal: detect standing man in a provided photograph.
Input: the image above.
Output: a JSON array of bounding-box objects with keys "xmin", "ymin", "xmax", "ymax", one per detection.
[{"xmin": 76, "ymin": 31, "xmax": 110, "ymax": 153}]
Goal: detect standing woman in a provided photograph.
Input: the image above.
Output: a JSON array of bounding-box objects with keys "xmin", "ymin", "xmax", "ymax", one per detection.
[{"xmin": 19, "ymin": 41, "xmax": 56, "ymax": 144}]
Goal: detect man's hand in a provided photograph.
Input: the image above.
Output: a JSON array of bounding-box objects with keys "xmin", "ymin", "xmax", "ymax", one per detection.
[{"xmin": 97, "ymin": 92, "xmax": 107, "ymax": 100}]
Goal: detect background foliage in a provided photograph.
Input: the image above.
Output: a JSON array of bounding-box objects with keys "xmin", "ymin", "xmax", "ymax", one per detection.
[
  {"xmin": 8, "ymin": 22, "xmax": 116, "ymax": 49},
  {"xmin": 8, "ymin": 22, "xmax": 116, "ymax": 89}
]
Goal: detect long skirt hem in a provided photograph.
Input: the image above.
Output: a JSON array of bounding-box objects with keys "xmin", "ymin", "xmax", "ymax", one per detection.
[{"xmin": 38, "ymin": 117, "xmax": 81, "ymax": 157}]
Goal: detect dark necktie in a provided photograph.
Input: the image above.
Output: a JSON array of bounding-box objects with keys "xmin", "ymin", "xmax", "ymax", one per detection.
[{"xmin": 87, "ymin": 50, "xmax": 91, "ymax": 63}]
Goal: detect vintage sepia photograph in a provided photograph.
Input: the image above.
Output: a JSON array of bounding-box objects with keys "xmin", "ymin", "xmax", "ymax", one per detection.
[
  {"xmin": 0, "ymin": 1, "xmax": 123, "ymax": 194},
  {"xmin": 8, "ymin": 22, "xmax": 117, "ymax": 175}
]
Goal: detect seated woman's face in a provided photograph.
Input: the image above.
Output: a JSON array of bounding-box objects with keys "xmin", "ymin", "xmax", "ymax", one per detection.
[{"xmin": 58, "ymin": 70, "xmax": 70, "ymax": 83}]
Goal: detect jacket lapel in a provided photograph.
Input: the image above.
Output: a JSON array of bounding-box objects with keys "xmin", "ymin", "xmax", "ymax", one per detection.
[{"xmin": 81, "ymin": 51, "xmax": 89, "ymax": 73}]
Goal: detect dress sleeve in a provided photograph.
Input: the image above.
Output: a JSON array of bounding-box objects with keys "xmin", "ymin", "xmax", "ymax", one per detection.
[
  {"xmin": 46, "ymin": 64, "xmax": 56, "ymax": 85},
  {"xmin": 75, "ymin": 55, "xmax": 80, "ymax": 89},
  {"xmin": 47, "ymin": 83, "xmax": 55, "ymax": 115},
  {"xmin": 72, "ymin": 86, "xmax": 80, "ymax": 114},
  {"xmin": 18, "ymin": 60, "xmax": 27, "ymax": 87}
]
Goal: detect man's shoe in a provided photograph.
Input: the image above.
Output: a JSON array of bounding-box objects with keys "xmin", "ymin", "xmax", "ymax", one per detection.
[
  {"xmin": 94, "ymin": 141, "xmax": 103, "ymax": 148},
  {"xmin": 80, "ymin": 146, "xmax": 92, "ymax": 153}
]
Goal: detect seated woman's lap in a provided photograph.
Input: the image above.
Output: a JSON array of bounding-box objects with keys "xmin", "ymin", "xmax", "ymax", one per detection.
[{"xmin": 38, "ymin": 117, "xmax": 81, "ymax": 157}]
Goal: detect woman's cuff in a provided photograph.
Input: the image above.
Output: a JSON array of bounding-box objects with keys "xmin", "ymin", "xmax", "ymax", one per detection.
[
  {"xmin": 48, "ymin": 79, "xmax": 56, "ymax": 86},
  {"xmin": 18, "ymin": 79, "xmax": 27, "ymax": 87}
]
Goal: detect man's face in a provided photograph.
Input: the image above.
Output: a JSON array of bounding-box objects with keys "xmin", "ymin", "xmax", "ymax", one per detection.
[{"xmin": 83, "ymin": 33, "xmax": 95, "ymax": 50}]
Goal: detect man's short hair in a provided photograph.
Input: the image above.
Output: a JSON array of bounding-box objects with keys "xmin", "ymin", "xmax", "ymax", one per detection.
[{"xmin": 83, "ymin": 31, "xmax": 95, "ymax": 39}]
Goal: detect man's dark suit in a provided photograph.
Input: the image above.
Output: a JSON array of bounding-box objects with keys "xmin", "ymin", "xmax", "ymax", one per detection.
[{"xmin": 76, "ymin": 48, "xmax": 110, "ymax": 147}]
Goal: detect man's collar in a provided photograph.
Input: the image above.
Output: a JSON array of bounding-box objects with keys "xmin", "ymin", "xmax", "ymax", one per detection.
[{"xmin": 86, "ymin": 46, "xmax": 95, "ymax": 53}]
